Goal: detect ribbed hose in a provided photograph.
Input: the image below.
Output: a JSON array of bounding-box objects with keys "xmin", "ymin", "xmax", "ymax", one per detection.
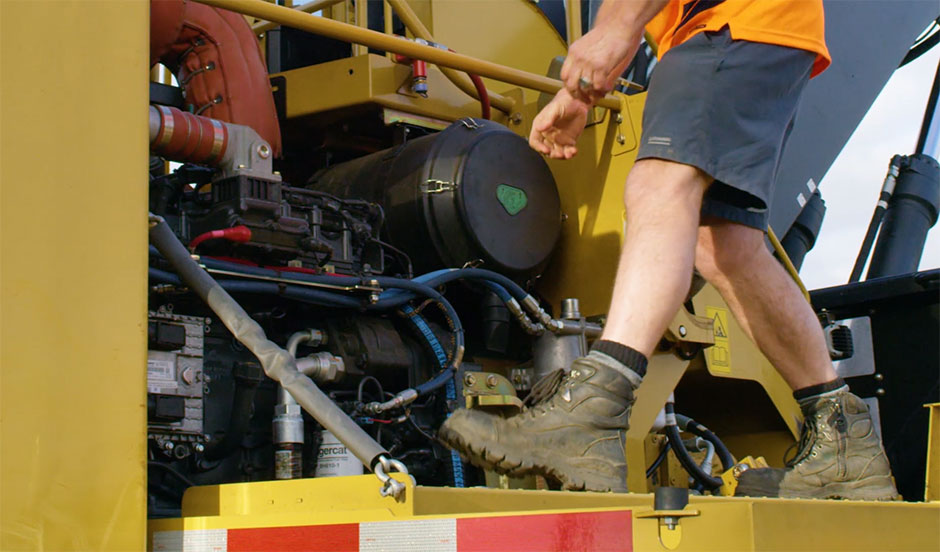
[
  {"xmin": 401, "ymin": 305, "xmax": 465, "ymax": 487},
  {"xmin": 148, "ymin": 214, "xmax": 389, "ymax": 471}
]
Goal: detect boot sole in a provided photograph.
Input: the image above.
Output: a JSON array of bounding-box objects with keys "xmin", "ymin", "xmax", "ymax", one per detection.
[
  {"xmin": 737, "ymin": 475, "xmax": 899, "ymax": 501},
  {"xmin": 439, "ymin": 424, "xmax": 626, "ymax": 493}
]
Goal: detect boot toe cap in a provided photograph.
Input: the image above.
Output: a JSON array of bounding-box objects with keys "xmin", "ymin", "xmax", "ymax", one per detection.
[{"xmin": 735, "ymin": 467, "xmax": 786, "ymax": 497}]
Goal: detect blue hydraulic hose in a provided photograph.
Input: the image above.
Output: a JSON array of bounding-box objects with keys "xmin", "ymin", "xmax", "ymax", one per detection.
[{"xmin": 402, "ymin": 305, "xmax": 465, "ymax": 488}]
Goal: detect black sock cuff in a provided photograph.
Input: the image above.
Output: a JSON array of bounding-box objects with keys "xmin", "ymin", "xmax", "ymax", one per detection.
[
  {"xmin": 793, "ymin": 377, "xmax": 846, "ymax": 401},
  {"xmin": 590, "ymin": 340, "xmax": 648, "ymax": 378}
]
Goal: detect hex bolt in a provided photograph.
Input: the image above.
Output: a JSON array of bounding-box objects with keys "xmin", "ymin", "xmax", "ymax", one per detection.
[
  {"xmin": 163, "ymin": 441, "xmax": 175, "ymax": 451},
  {"xmin": 256, "ymin": 144, "xmax": 271, "ymax": 159},
  {"xmin": 510, "ymin": 112, "xmax": 523, "ymax": 125},
  {"xmin": 616, "ymin": 134, "xmax": 626, "ymax": 145},
  {"xmin": 678, "ymin": 325, "xmax": 687, "ymax": 337},
  {"xmin": 486, "ymin": 374, "xmax": 498, "ymax": 388},
  {"xmin": 193, "ymin": 443, "xmax": 205, "ymax": 452},
  {"xmin": 615, "ymin": 114, "xmax": 623, "ymax": 124},
  {"xmin": 873, "ymin": 373, "xmax": 884, "ymax": 382},
  {"xmin": 464, "ymin": 374, "xmax": 476, "ymax": 386},
  {"xmin": 876, "ymin": 388, "xmax": 886, "ymax": 397}
]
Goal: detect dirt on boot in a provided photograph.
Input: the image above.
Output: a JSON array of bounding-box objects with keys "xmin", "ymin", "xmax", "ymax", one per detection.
[
  {"xmin": 735, "ymin": 388, "xmax": 898, "ymax": 500},
  {"xmin": 439, "ymin": 353, "xmax": 640, "ymax": 492}
]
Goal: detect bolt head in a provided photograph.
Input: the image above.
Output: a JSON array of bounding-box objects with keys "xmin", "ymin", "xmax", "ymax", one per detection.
[
  {"xmin": 257, "ymin": 144, "xmax": 271, "ymax": 159},
  {"xmin": 616, "ymin": 134, "xmax": 626, "ymax": 145},
  {"xmin": 486, "ymin": 374, "xmax": 498, "ymax": 388},
  {"xmin": 678, "ymin": 325, "xmax": 687, "ymax": 337},
  {"xmin": 194, "ymin": 443, "xmax": 205, "ymax": 452},
  {"xmin": 464, "ymin": 374, "xmax": 476, "ymax": 386}
]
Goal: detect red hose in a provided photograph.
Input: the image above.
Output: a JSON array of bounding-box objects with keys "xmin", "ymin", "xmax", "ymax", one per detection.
[
  {"xmin": 189, "ymin": 225, "xmax": 252, "ymax": 250},
  {"xmin": 447, "ymin": 48, "xmax": 490, "ymax": 120},
  {"xmin": 467, "ymin": 73, "xmax": 491, "ymax": 120}
]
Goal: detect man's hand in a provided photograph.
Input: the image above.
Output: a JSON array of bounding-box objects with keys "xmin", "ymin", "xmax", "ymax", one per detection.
[
  {"xmin": 528, "ymin": 88, "xmax": 590, "ymax": 159},
  {"xmin": 559, "ymin": 0, "xmax": 667, "ymax": 101},
  {"xmin": 561, "ymin": 25, "xmax": 641, "ymax": 102}
]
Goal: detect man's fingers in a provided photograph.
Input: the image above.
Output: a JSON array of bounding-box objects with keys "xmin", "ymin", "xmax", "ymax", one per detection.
[{"xmin": 528, "ymin": 130, "xmax": 551, "ymax": 154}]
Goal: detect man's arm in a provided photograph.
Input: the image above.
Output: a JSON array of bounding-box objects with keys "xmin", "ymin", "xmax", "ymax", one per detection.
[
  {"xmin": 560, "ymin": 0, "xmax": 669, "ymax": 102},
  {"xmin": 530, "ymin": 0, "xmax": 669, "ymax": 159}
]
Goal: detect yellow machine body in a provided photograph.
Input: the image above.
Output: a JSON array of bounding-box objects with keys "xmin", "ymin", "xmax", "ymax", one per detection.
[{"xmin": 1, "ymin": 1, "xmax": 938, "ymax": 550}]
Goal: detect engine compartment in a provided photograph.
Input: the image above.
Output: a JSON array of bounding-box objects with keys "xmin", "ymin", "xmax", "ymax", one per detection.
[{"xmin": 146, "ymin": 115, "xmax": 578, "ymax": 517}]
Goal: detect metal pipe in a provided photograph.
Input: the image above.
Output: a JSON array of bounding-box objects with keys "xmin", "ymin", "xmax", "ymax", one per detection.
[
  {"xmin": 353, "ymin": 0, "xmax": 368, "ymax": 57},
  {"xmin": 384, "ymin": 0, "xmax": 511, "ymax": 114},
  {"xmin": 915, "ymin": 60, "xmax": 939, "ymax": 159},
  {"xmin": 194, "ymin": 0, "xmax": 623, "ymax": 111},
  {"xmin": 252, "ymin": 0, "xmax": 345, "ymax": 34},
  {"xmin": 274, "ymin": 329, "xmax": 324, "ymax": 479},
  {"xmin": 565, "ymin": 0, "xmax": 582, "ymax": 45},
  {"xmin": 148, "ymin": 214, "xmax": 391, "ymax": 474},
  {"xmin": 849, "ymin": 156, "xmax": 902, "ymax": 283}
]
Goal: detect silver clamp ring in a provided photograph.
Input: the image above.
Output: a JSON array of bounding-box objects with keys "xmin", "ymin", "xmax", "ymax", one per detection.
[{"xmin": 374, "ymin": 455, "xmax": 409, "ymax": 499}]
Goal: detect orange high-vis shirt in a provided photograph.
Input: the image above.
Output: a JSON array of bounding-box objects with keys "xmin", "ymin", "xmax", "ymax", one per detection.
[{"xmin": 646, "ymin": 0, "xmax": 832, "ymax": 77}]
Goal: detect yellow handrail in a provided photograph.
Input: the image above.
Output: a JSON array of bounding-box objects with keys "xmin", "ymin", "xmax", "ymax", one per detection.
[{"xmin": 195, "ymin": 0, "xmax": 624, "ymax": 111}]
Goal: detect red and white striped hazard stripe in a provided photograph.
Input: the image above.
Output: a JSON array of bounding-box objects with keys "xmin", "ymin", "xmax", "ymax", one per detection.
[{"xmin": 153, "ymin": 510, "xmax": 633, "ymax": 551}]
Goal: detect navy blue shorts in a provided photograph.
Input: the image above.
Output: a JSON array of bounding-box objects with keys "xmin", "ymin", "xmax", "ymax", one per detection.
[{"xmin": 636, "ymin": 28, "xmax": 815, "ymax": 229}]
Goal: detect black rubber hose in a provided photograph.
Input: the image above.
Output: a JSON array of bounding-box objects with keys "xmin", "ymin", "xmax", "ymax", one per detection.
[
  {"xmin": 149, "ymin": 268, "xmax": 361, "ymax": 308},
  {"xmin": 646, "ymin": 443, "xmax": 669, "ymax": 478},
  {"xmin": 849, "ymin": 155, "xmax": 903, "ymax": 283},
  {"xmin": 664, "ymin": 403, "xmax": 723, "ymax": 490},
  {"xmin": 675, "ymin": 414, "xmax": 735, "ymax": 472}
]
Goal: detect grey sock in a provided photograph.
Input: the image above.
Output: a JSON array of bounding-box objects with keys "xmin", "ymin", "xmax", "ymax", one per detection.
[{"xmin": 587, "ymin": 350, "xmax": 643, "ymax": 389}]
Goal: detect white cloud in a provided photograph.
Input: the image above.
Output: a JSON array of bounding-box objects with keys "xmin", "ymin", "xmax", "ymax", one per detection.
[{"xmin": 801, "ymin": 47, "xmax": 940, "ymax": 290}]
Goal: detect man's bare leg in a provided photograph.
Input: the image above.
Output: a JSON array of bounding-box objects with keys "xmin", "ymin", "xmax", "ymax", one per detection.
[
  {"xmin": 600, "ymin": 159, "xmax": 711, "ymax": 357},
  {"xmin": 695, "ymin": 218, "xmax": 837, "ymax": 389},
  {"xmin": 439, "ymin": 158, "xmax": 712, "ymax": 492}
]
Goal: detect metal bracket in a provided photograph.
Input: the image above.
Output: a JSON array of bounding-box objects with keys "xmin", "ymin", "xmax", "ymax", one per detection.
[
  {"xmin": 459, "ymin": 117, "xmax": 482, "ymax": 130},
  {"xmin": 420, "ymin": 179, "xmax": 457, "ymax": 194}
]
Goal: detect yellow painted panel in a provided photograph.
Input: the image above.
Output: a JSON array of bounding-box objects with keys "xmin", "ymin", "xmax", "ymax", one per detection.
[
  {"xmin": 538, "ymin": 94, "xmax": 645, "ymax": 316},
  {"xmin": 0, "ymin": 1, "xmax": 148, "ymax": 549},
  {"xmin": 706, "ymin": 306, "xmax": 732, "ymax": 373}
]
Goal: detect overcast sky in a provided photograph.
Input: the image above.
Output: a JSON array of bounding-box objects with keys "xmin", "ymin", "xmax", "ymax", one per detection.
[{"xmin": 800, "ymin": 48, "xmax": 939, "ymax": 290}]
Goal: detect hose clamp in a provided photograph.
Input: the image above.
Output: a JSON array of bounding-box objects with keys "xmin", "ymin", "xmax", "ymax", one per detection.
[{"xmin": 374, "ymin": 455, "xmax": 409, "ymax": 499}]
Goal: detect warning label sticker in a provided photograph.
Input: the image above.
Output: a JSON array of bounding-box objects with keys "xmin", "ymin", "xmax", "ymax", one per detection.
[{"xmin": 706, "ymin": 306, "xmax": 731, "ymax": 374}]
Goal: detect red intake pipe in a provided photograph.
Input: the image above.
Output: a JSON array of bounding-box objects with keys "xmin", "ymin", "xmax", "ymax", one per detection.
[
  {"xmin": 151, "ymin": 0, "xmax": 282, "ymax": 156},
  {"xmin": 149, "ymin": 105, "xmax": 229, "ymax": 165}
]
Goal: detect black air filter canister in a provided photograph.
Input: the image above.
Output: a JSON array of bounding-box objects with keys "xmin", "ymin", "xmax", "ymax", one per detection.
[{"xmin": 308, "ymin": 119, "xmax": 562, "ymax": 276}]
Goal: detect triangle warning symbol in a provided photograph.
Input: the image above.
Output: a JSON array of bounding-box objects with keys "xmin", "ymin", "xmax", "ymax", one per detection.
[{"xmin": 713, "ymin": 314, "xmax": 727, "ymax": 339}]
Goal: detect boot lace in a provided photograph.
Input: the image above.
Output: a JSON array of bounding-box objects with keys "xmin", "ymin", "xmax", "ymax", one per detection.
[
  {"xmin": 522, "ymin": 368, "xmax": 566, "ymax": 408},
  {"xmin": 784, "ymin": 415, "xmax": 819, "ymax": 467}
]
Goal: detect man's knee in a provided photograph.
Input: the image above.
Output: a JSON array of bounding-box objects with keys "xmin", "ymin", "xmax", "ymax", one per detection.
[
  {"xmin": 623, "ymin": 159, "xmax": 711, "ymax": 211},
  {"xmin": 696, "ymin": 219, "xmax": 767, "ymax": 282}
]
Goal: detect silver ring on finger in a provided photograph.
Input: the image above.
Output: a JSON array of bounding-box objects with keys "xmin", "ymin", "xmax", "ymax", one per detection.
[{"xmin": 578, "ymin": 76, "xmax": 591, "ymax": 89}]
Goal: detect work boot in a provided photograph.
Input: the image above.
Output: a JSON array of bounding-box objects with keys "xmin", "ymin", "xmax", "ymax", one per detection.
[
  {"xmin": 735, "ymin": 387, "xmax": 898, "ymax": 500},
  {"xmin": 439, "ymin": 351, "xmax": 641, "ymax": 492}
]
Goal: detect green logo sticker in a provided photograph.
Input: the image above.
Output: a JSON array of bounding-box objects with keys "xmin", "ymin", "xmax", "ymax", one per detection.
[{"xmin": 496, "ymin": 184, "xmax": 527, "ymax": 216}]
